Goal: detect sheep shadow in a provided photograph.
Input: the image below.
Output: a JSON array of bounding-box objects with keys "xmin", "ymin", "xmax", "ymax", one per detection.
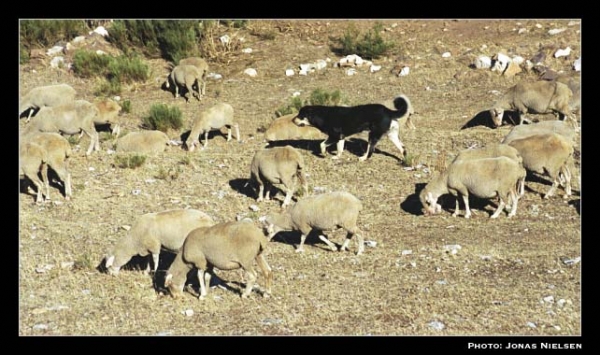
[
  {"xmin": 460, "ymin": 110, "xmax": 521, "ymax": 129},
  {"xmin": 569, "ymin": 199, "xmax": 580, "ymax": 215},
  {"xmin": 401, "ymin": 182, "xmax": 498, "ymax": 217},
  {"xmin": 269, "ymin": 230, "xmax": 342, "ymax": 252},
  {"xmin": 160, "ymin": 81, "xmax": 199, "ymax": 102},
  {"xmin": 179, "ymin": 129, "xmax": 234, "ymax": 149},
  {"xmin": 229, "ymin": 178, "xmax": 255, "ymax": 199},
  {"xmin": 266, "ymin": 139, "xmax": 322, "ymax": 153}
]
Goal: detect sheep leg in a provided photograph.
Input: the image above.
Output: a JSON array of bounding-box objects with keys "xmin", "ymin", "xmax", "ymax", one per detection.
[
  {"xmin": 341, "ymin": 231, "xmax": 364, "ymax": 255},
  {"xmin": 255, "ymin": 254, "xmax": 272, "ymax": 296},
  {"xmin": 197, "ymin": 268, "xmax": 209, "ymax": 299},
  {"xmin": 296, "ymin": 234, "xmax": 309, "ymax": 253},
  {"xmin": 281, "ymin": 188, "xmax": 294, "ymax": 208},
  {"xmin": 40, "ymin": 162, "xmax": 50, "ymax": 201},
  {"xmin": 507, "ymin": 190, "xmax": 519, "ymax": 217},
  {"xmin": 462, "ymin": 194, "xmax": 472, "ymax": 219},
  {"xmin": 490, "ymin": 195, "xmax": 506, "ymax": 218},
  {"xmin": 241, "ymin": 267, "xmax": 257, "ymax": 298},
  {"xmin": 452, "ymin": 197, "xmax": 460, "ymax": 217},
  {"xmin": 257, "ymin": 183, "xmax": 265, "ymax": 202},
  {"xmin": 318, "ymin": 234, "xmax": 338, "ymax": 252},
  {"xmin": 226, "ymin": 126, "xmax": 232, "ymax": 142},
  {"xmin": 234, "ymin": 124, "xmax": 240, "ymax": 142},
  {"xmin": 544, "ymin": 179, "xmax": 559, "ymax": 199},
  {"xmin": 203, "ymin": 131, "xmax": 209, "ymax": 148}
]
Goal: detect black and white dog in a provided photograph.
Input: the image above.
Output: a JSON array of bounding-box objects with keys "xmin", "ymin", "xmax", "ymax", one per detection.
[{"xmin": 292, "ymin": 95, "xmax": 413, "ymax": 161}]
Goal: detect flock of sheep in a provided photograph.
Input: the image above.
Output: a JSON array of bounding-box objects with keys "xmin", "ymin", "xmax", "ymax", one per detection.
[{"xmin": 19, "ymin": 53, "xmax": 580, "ymax": 300}]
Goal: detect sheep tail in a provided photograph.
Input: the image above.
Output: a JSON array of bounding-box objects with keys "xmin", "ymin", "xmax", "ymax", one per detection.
[{"xmin": 392, "ymin": 95, "xmax": 412, "ymax": 121}]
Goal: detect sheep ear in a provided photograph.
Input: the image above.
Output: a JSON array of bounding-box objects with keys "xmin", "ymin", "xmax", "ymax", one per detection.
[{"xmin": 105, "ymin": 255, "xmax": 114, "ymax": 268}]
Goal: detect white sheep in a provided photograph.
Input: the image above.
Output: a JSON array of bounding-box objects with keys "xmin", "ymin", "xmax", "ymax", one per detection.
[
  {"xmin": 555, "ymin": 75, "xmax": 581, "ymax": 119},
  {"xmin": 164, "ymin": 219, "xmax": 273, "ymax": 299},
  {"xmin": 165, "ymin": 64, "xmax": 203, "ymax": 102},
  {"xmin": 104, "ymin": 209, "xmax": 215, "ymax": 275},
  {"xmin": 185, "ymin": 102, "xmax": 239, "ymax": 151},
  {"xmin": 25, "ymin": 132, "xmax": 73, "ymax": 201},
  {"xmin": 419, "ymin": 156, "xmax": 526, "ymax": 218},
  {"xmin": 501, "ymin": 120, "xmax": 578, "ymax": 146},
  {"xmin": 490, "ymin": 80, "xmax": 577, "ymax": 130},
  {"xmin": 249, "ymin": 145, "xmax": 308, "ymax": 208},
  {"xmin": 507, "ymin": 133, "xmax": 574, "ymax": 199},
  {"xmin": 19, "ymin": 141, "xmax": 49, "ymax": 204},
  {"xmin": 178, "ymin": 57, "xmax": 209, "ymax": 95},
  {"xmin": 265, "ymin": 191, "xmax": 365, "ymax": 255},
  {"xmin": 92, "ymin": 98, "xmax": 122, "ymax": 136},
  {"xmin": 19, "ymin": 83, "xmax": 76, "ymax": 122},
  {"xmin": 23, "ymin": 100, "xmax": 100, "ymax": 156},
  {"xmin": 115, "ymin": 130, "xmax": 171, "ymax": 154},
  {"xmin": 264, "ymin": 113, "xmax": 326, "ymax": 143}
]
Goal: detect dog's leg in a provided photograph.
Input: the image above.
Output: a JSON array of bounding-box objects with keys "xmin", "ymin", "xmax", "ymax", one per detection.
[
  {"xmin": 319, "ymin": 138, "xmax": 334, "ymax": 157},
  {"xmin": 386, "ymin": 121, "xmax": 406, "ymax": 158},
  {"xmin": 359, "ymin": 142, "xmax": 370, "ymax": 161},
  {"xmin": 360, "ymin": 131, "xmax": 385, "ymax": 161},
  {"xmin": 332, "ymin": 139, "xmax": 345, "ymax": 159}
]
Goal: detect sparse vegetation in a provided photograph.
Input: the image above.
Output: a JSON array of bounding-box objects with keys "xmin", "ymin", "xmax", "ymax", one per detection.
[
  {"xmin": 276, "ymin": 89, "xmax": 344, "ymax": 117},
  {"xmin": 114, "ymin": 154, "xmax": 146, "ymax": 169},
  {"xmin": 19, "ymin": 19, "xmax": 86, "ymax": 57},
  {"xmin": 331, "ymin": 22, "xmax": 394, "ymax": 60},
  {"xmin": 141, "ymin": 104, "xmax": 183, "ymax": 132},
  {"xmin": 120, "ymin": 100, "xmax": 132, "ymax": 114}
]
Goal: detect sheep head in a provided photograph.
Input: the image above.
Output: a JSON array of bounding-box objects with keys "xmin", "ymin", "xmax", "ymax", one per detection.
[{"xmin": 490, "ymin": 108, "xmax": 505, "ymax": 127}]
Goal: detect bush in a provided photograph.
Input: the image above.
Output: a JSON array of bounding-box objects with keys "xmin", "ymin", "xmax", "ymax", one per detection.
[
  {"xmin": 331, "ymin": 23, "xmax": 394, "ymax": 60},
  {"xmin": 121, "ymin": 100, "xmax": 132, "ymax": 114},
  {"xmin": 142, "ymin": 104, "xmax": 183, "ymax": 132},
  {"xmin": 72, "ymin": 50, "xmax": 149, "ymax": 82},
  {"xmin": 94, "ymin": 78, "xmax": 121, "ymax": 96},
  {"xmin": 276, "ymin": 89, "xmax": 344, "ymax": 117},
  {"xmin": 20, "ymin": 20, "xmax": 86, "ymax": 51},
  {"xmin": 114, "ymin": 154, "xmax": 147, "ymax": 169}
]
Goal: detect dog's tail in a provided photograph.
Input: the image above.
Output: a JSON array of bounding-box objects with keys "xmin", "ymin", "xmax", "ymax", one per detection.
[{"xmin": 392, "ymin": 94, "xmax": 416, "ymax": 130}]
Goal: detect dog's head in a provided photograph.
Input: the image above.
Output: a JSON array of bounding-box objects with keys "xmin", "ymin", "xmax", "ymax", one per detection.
[{"xmin": 292, "ymin": 107, "xmax": 314, "ymax": 127}]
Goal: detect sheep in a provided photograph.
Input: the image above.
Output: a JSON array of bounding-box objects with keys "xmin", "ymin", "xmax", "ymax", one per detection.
[
  {"xmin": 104, "ymin": 209, "xmax": 215, "ymax": 276},
  {"xmin": 264, "ymin": 191, "xmax": 365, "ymax": 255},
  {"xmin": 19, "ymin": 141, "xmax": 49, "ymax": 204},
  {"xmin": 91, "ymin": 98, "xmax": 122, "ymax": 136},
  {"xmin": 19, "ymin": 83, "xmax": 76, "ymax": 122},
  {"xmin": 419, "ymin": 156, "xmax": 526, "ymax": 218},
  {"xmin": 554, "ymin": 74, "xmax": 581, "ymax": 119},
  {"xmin": 185, "ymin": 102, "xmax": 239, "ymax": 152},
  {"xmin": 489, "ymin": 80, "xmax": 577, "ymax": 130},
  {"xmin": 165, "ymin": 64, "xmax": 203, "ymax": 102},
  {"xmin": 178, "ymin": 57, "xmax": 209, "ymax": 95},
  {"xmin": 115, "ymin": 130, "xmax": 171, "ymax": 154},
  {"xmin": 501, "ymin": 120, "xmax": 578, "ymax": 146},
  {"xmin": 164, "ymin": 219, "xmax": 273, "ymax": 299},
  {"xmin": 506, "ymin": 133, "xmax": 574, "ymax": 199},
  {"xmin": 25, "ymin": 132, "xmax": 73, "ymax": 201},
  {"xmin": 22, "ymin": 100, "xmax": 100, "ymax": 156},
  {"xmin": 264, "ymin": 113, "xmax": 326, "ymax": 143},
  {"xmin": 248, "ymin": 146, "xmax": 308, "ymax": 208}
]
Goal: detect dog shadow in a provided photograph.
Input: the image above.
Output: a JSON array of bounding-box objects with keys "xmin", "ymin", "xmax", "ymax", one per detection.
[
  {"xmin": 460, "ymin": 110, "xmax": 521, "ymax": 130},
  {"xmin": 266, "ymin": 139, "xmax": 323, "ymax": 152}
]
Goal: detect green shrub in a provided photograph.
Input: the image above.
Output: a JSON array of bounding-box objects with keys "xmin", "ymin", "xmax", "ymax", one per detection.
[
  {"xmin": 108, "ymin": 55, "xmax": 149, "ymax": 83},
  {"xmin": 121, "ymin": 100, "xmax": 132, "ymax": 114},
  {"xmin": 276, "ymin": 89, "xmax": 344, "ymax": 117},
  {"xmin": 72, "ymin": 50, "xmax": 113, "ymax": 78},
  {"xmin": 331, "ymin": 23, "xmax": 394, "ymax": 60},
  {"xmin": 114, "ymin": 154, "xmax": 147, "ymax": 169},
  {"xmin": 142, "ymin": 104, "xmax": 183, "ymax": 132},
  {"xmin": 94, "ymin": 78, "xmax": 122, "ymax": 96},
  {"xmin": 20, "ymin": 20, "xmax": 86, "ymax": 50},
  {"xmin": 20, "ymin": 44, "xmax": 30, "ymax": 64},
  {"xmin": 72, "ymin": 50, "xmax": 149, "ymax": 82}
]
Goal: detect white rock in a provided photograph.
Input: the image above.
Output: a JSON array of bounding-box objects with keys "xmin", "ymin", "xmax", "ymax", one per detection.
[
  {"xmin": 573, "ymin": 57, "xmax": 581, "ymax": 71},
  {"xmin": 365, "ymin": 240, "xmax": 377, "ymax": 248},
  {"xmin": 92, "ymin": 26, "xmax": 109, "ymax": 37},
  {"xmin": 562, "ymin": 256, "xmax": 581, "ymax": 266},
  {"xmin": 47, "ymin": 46, "xmax": 64, "ymax": 56},
  {"xmin": 244, "ymin": 68, "xmax": 258, "ymax": 77},
  {"xmin": 33, "ymin": 324, "xmax": 49, "ymax": 330},
  {"xmin": 441, "ymin": 52, "xmax": 451, "ymax": 58},
  {"xmin": 285, "ymin": 69, "xmax": 295, "ymax": 76},
  {"xmin": 49, "ymin": 56, "xmax": 64, "ymax": 69},
  {"xmin": 427, "ymin": 320, "xmax": 445, "ymax": 331},
  {"xmin": 113, "ymin": 96, "xmax": 121, "ymax": 101},
  {"xmin": 512, "ymin": 56, "xmax": 525, "ymax": 65},
  {"xmin": 121, "ymin": 225, "xmax": 131, "ymax": 231},
  {"xmin": 526, "ymin": 321, "xmax": 537, "ymax": 328},
  {"xmin": 183, "ymin": 309, "xmax": 194, "ymax": 317},
  {"xmin": 72, "ymin": 36, "xmax": 86, "ymax": 44},
  {"xmin": 535, "ymin": 24, "xmax": 543, "ymax": 29},
  {"xmin": 96, "ymin": 50, "xmax": 106, "ymax": 56},
  {"xmin": 88, "ymin": 167, "xmax": 95, "ymax": 171},
  {"xmin": 241, "ymin": 48, "xmax": 252, "ymax": 54},
  {"xmin": 518, "ymin": 28, "xmax": 527, "ymax": 34},
  {"xmin": 292, "ymin": 91, "xmax": 301, "ymax": 97},
  {"xmin": 474, "ymin": 55, "xmax": 492, "ymax": 69},
  {"xmin": 557, "ymin": 299, "xmax": 567, "ymax": 307},
  {"xmin": 370, "ymin": 64, "xmax": 382, "ymax": 73},
  {"xmin": 568, "ymin": 21, "xmax": 580, "ymax": 26},
  {"xmin": 346, "ymin": 68, "xmax": 357, "ymax": 76},
  {"xmin": 131, "ymin": 189, "xmax": 141, "ymax": 195},
  {"xmin": 298, "ymin": 69, "xmax": 308, "ymax": 76},
  {"xmin": 206, "ymin": 72, "xmax": 222, "ymax": 80},
  {"xmin": 219, "ymin": 35, "xmax": 230, "ymax": 45},
  {"xmin": 443, "ymin": 244, "xmax": 462, "ymax": 255},
  {"xmin": 398, "ymin": 66, "xmax": 410, "ymax": 76},
  {"xmin": 492, "ymin": 53, "xmax": 511, "ymax": 72},
  {"xmin": 548, "ymin": 28, "xmax": 567, "ymax": 35},
  {"xmin": 314, "ymin": 59, "xmax": 327, "ymax": 70},
  {"xmin": 354, "ymin": 56, "xmax": 364, "ymax": 66},
  {"xmin": 554, "ymin": 47, "xmax": 571, "ymax": 58},
  {"xmin": 299, "ymin": 63, "xmax": 312, "ymax": 71},
  {"xmin": 401, "ymin": 250, "xmax": 413, "ymax": 256},
  {"xmin": 60, "ymin": 261, "xmax": 74, "ymax": 269},
  {"xmin": 258, "ymin": 216, "xmax": 267, "ymax": 223},
  {"xmin": 249, "ymin": 205, "xmax": 260, "ymax": 212},
  {"xmin": 543, "ymin": 295, "xmax": 554, "ymax": 304}
]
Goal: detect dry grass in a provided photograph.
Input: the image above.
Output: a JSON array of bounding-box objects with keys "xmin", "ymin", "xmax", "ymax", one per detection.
[{"xmin": 19, "ymin": 19, "xmax": 581, "ymax": 337}]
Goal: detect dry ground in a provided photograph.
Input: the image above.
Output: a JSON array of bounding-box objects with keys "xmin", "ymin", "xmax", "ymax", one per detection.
[{"xmin": 18, "ymin": 19, "xmax": 581, "ymax": 336}]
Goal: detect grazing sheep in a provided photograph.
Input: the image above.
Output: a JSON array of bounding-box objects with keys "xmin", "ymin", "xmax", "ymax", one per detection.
[
  {"xmin": 22, "ymin": 100, "xmax": 100, "ymax": 156},
  {"xmin": 164, "ymin": 219, "xmax": 273, "ymax": 299},
  {"xmin": 165, "ymin": 64, "xmax": 203, "ymax": 102},
  {"xmin": 507, "ymin": 133, "xmax": 574, "ymax": 199},
  {"xmin": 26, "ymin": 132, "xmax": 73, "ymax": 201},
  {"xmin": 19, "ymin": 83, "xmax": 76, "ymax": 122},
  {"xmin": 249, "ymin": 146, "xmax": 308, "ymax": 208},
  {"xmin": 501, "ymin": 120, "xmax": 578, "ymax": 146},
  {"xmin": 19, "ymin": 141, "xmax": 49, "ymax": 203},
  {"xmin": 489, "ymin": 80, "xmax": 577, "ymax": 129},
  {"xmin": 115, "ymin": 130, "xmax": 171, "ymax": 154},
  {"xmin": 185, "ymin": 102, "xmax": 239, "ymax": 151},
  {"xmin": 264, "ymin": 114, "xmax": 326, "ymax": 143},
  {"xmin": 419, "ymin": 156, "xmax": 526, "ymax": 218},
  {"xmin": 92, "ymin": 98, "xmax": 122, "ymax": 136},
  {"xmin": 265, "ymin": 191, "xmax": 364, "ymax": 255},
  {"xmin": 178, "ymin": 57, "xmax": 209, "ymax": 95},
  {"xmin": 104, "ymin": 209, "xmax": 215, "ymax": 275},
  {"xmin": 554, "ymin": 75, "xmax": 581, "ymax": 119}
]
